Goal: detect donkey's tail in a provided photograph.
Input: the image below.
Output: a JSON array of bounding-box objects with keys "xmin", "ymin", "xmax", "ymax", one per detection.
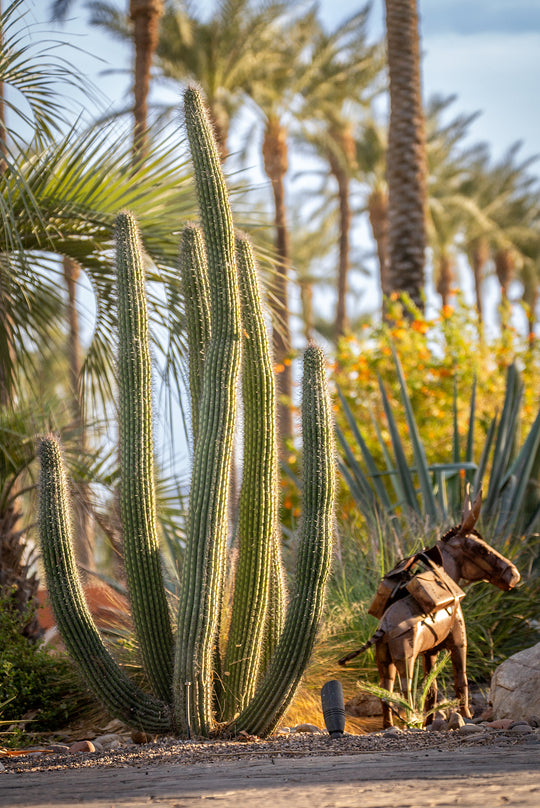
[{"xmin": 338, "ymin": 628, "xmax": 385, "ymax": 665}]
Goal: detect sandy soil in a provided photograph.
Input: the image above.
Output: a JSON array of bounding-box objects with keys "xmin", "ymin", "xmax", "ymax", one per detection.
[{"xmin": 2, "ymin": 728, "xmax": 540, "ymax": 808}]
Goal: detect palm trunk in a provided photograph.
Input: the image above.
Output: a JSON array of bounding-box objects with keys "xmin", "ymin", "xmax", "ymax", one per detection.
[
  {"xmin": 521, "ymin": 262, "xmax": 538, "ymax": 345},
  {"xmin": 368, "ymin": 186, "xmax": 390, "ymax": 302},
  {"xmin": 262, "ymin": 117, "xmax": 293, "ymax": 451},
  {"xmin": 63, "ymin": 256, "xmax": 95, "ymax": 574},
  {"xmin": 495, "ymin": 247, "xmax": 515, "ymax": 333},
  {"xmin": 435, "ymin": 253, "xmax": 454, "ymax": 308},
  {"xmin": 300, "ymin": 279, "xmax": 313, "ymax": 342},
  {"xmin": 332, "ymin": 165, "xmax": 351, "ymax": 340},
  {"xmin": 384, "ymin": 0, "xmax": 427, "ymax": 311},
  {"xmin": 130, "ymin": 0, "xmax": 164, "ymax": 164},
  {"xmin": 468, "ymin": 237, "xmax": 489, "ymax": 323},
  {"xmin": 208, "ymin": 104, "xmax": 229, "ymax": 163}
]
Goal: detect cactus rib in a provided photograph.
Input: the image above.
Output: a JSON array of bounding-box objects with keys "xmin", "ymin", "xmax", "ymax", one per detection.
[{"xmin": 180, "ymin": 223, "xmax": 212, "ymax": 443}]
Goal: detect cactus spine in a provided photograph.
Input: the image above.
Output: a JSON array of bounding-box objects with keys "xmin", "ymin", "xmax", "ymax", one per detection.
[{"xmin": 39, "ymin": 86, "xmax": 335, "ymax": 739}]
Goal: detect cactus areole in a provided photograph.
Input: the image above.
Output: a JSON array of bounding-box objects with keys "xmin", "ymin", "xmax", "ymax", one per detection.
[{"xmin": 38, "ymin": 87, "xmax": 335, "ymax": 739}]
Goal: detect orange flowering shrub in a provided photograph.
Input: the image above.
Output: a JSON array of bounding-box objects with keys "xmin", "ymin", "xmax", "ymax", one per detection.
[{"xmin": 331, "ymin": 296, "xmax": 540, "ymax": 530}]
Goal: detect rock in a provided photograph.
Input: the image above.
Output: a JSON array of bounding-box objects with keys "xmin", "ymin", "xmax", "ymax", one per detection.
[
  {"xmin": 484, "ymin": 718, "xmax": 513, "ymax": 730},
  {"xmin": 344, "ymin": 693, "xmax": 383, "ymax": 717},
  {"xmin": 457, "ymin": 723, "xmax": 484, "ymax": 735},
  {"xmin": 131, "ymin": 730, "xmax": 157, "ymax": 745},
  {"xmin": 508, "ymin": 722, "xmax": 533, "ymax": 734},
  {"xmin": 49, "ymin": 744, "xmax": 70, "ymax": 754},
  {"xmin": 426, "ymin": 717, "xmax": 447, "ymax": 732},
  {"xmin": 0, "ymin": 761, "xmax": 5, "ymax": 772},
  {"xmin": 447, "ymin": 711, "xmax": 465, "ymax": 730},
  {"xmin": 68, "ymin": 740, "xmax": 96, "ymax": 754},
  {"xmin": 489, "ymin": 642, "xmax": 540, "ymax": 721},
  {"xmin": 94, "ymin": 733, "xmax": 124, "ymax": 749},
  {"xmin": 382, "ymin": 726, "xmax": 402, "ymax": 736},
  {"xmin": 290, "ymin": 723, "xmax": 323, "ymax": 734}
]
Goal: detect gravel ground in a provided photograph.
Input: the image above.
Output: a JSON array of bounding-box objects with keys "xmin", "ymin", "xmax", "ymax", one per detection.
[{"xmin": 2, "ymin": 722, "xmax": 539, "ymax": 775}]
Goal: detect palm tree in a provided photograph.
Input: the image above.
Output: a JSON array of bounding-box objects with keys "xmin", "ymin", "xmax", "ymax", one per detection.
[
  {"xmin": 462, "ymin": 143, "xmax": 540, "ymax": 327},
  {"xmin": 384, "ymin": 0, "xmax": 427, "ymax": 310},
  {"xmin": 424, "ymin": 95, "xmax": 484, "ymax": 308},
  {"xmin": 352, "ymin": 117, "xmax": 390, "ymax": 301},
  {"xmin": 51, "ymin": 0, "xmax": 164, "ymax": 162},
  {"xmin": 91, "ymin": 0, "xmax": 300, "ymax": 449},
  {"xmin": 1, "ymin": 3, "xmax": 196, "ymax": 604},
  {"xmin": 296, "ymin": 7, "xmax": 384, "ymax": 340},
  {"xmin": 155, "ymin": 0, "xmax": 290, "ymax": 162}
]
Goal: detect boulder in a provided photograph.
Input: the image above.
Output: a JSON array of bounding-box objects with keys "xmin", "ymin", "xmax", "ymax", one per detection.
[
  {"xmin": 345, "ymin": 693, "xmax": 383, "ymax": 717},
  {"xmin": 489, "ymin": 642, "xmax": 540, "ymax": 721}
]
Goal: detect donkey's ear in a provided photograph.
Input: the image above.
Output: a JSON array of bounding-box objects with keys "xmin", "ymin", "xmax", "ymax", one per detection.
[{"xmin": 459, "ymin": 484, "xmax": 482, "ymax": 534}]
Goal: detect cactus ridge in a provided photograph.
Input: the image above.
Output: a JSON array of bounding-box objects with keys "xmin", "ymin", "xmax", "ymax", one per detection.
[{"xmin": 180, "ymin": 223, "xmax": 211, "ymax": 443}]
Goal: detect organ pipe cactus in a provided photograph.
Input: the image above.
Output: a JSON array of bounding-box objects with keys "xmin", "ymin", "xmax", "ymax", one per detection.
[{"xmin": 38, "ymin": 87, "xmax": 335, "ymax": 739}]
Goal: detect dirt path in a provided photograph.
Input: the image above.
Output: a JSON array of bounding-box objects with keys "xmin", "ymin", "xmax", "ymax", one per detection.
[{"xmin": 2, "ymin": 746, "xmax": 540, "ymax": 808}]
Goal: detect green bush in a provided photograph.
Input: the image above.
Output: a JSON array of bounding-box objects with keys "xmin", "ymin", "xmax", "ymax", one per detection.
[{"xmin": 0, "ymin": 593, "xmax": 89, "ymax": 737}]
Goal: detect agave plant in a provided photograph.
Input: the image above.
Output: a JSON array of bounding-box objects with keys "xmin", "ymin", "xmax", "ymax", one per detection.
[{"xmin": 357, "ymin": 652, "xmax": 458, "ymax": 728}]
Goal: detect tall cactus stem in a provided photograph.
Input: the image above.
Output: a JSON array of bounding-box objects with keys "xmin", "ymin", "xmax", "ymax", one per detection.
[
  {"xmin": 230, "ymin": 345, "xmax": 335, "ymax": 737},
  {"xmin": 180, "ymin": 223, "xmax": 212, "ymax": 443},
  {"xmin": 221, "ymin": 234, "xmax": 279, "ymax": 720},
  {"xmin": 38, "ymin": 436, "xmax": 174, "ymax": 734},
  {"xmin": 260, "ymin": 534, "xmax": 287, "ymax": 675},
  {"xmin": 174, "ymin": 87, "xmax": 242, "ymax": 736},
  {"xmin": 116, "ymin": 212, "xmax": 174, "ymax": 702}
]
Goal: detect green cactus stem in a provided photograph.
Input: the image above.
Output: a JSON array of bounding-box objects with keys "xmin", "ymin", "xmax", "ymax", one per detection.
[
  {"xmin": 230, "ymin": 344, "xmax": 335, "ymax": 738},
  {"xmin": 38, "ymin": 85, "xmax": 336, "ymax": 743},
  {"xmin": 173, "ymin": 87, "xmax": 242, "ymax": 736},
  {"xmin": 180, "ymin": 223, "xmax": 212, "ymax": 443},
  {"xmin": 38, "ymin": 436, "xmax": 174, "ymax": 734},
  {"xmin": 116, "ymin": 211, "xmax": 174, "ymax": 702},
  {"xmin": 220, "ymin": 234, "xmax": 280, "ymax": 720}
]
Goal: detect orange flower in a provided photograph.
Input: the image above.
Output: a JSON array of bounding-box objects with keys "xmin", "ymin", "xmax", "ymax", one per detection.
[
  {"xmin": 274, "ymin": 363, "xmax": 285, "ymax": 373},
  {"xmin": 441, "ymin": 304, "xmax": 454, "ymax": 318},
  {"xmin": 412, "ymin": 320, "xmax": 429, "ymax": 334}
]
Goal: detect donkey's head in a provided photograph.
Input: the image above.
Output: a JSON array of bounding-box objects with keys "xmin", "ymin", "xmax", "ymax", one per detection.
[{"xmin": 439, "ymin": 487, "xmax": 520, "ymax": 591}]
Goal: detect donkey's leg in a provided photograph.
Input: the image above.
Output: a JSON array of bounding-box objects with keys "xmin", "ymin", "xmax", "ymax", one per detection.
[
  {"xmin": 422, "ymin": 651, "xmax": 439, "ymax": 724},
  {"xmin": 375, "ymin": 642, "xmax": 396, "ymax": 728},
  {"xmin": 446, "ymin": 611, "xmax": 472, "ymax": 719},
  {"xmin": 394, "ymin": 656, "xmax": 414, "ymax": 721}
]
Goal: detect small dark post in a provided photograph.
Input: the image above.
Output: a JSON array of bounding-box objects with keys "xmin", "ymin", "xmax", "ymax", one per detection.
[{"xmin": 321, "ymin": 679, "xmax": 345, "ymax": 738}]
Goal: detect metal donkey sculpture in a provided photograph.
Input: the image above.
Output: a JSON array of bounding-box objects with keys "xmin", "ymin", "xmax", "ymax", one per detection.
[{"xmin": 338, "ymin": 489, "xmax": 520, "ymax": 727}]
